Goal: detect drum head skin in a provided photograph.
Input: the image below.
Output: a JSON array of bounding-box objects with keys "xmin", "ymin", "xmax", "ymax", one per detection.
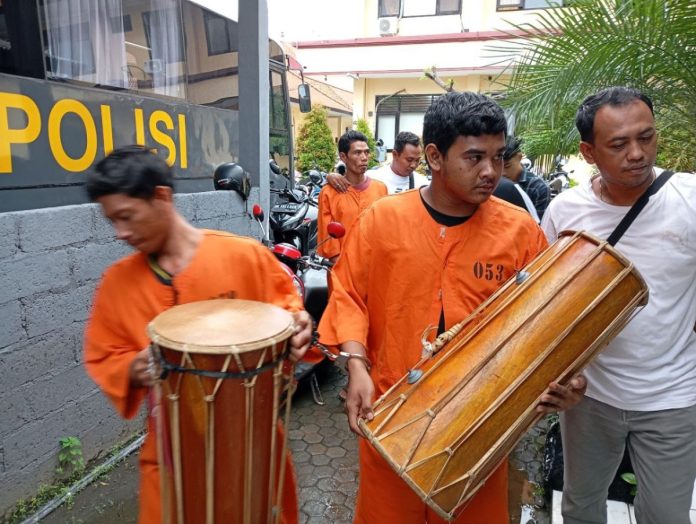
[{"xmin": 148, "ymin": 299, "xmax": 295, "ymax": 354}]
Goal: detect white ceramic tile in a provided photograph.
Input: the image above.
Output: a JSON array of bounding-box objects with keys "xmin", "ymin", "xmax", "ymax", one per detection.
[
  {"xmin": 607, "ymin": 500, "xmax": 631, "ymax": 522},
  {"xmin": 552, "ymin": 490, "xmax": 562, "ymax": 523}
]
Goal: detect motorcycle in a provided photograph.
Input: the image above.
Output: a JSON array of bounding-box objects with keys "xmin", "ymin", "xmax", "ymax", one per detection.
[
  {"xmin": 252, "ymin": 203, "xmax": 346, "ymax": 404},
  {"xmin": 297, "ymin": 168, "xmax": 328, "ymax": 199},
  {"xmin": 547, "ymin": 169, "xmax": 573, "ymax": 198},
  {"xmin": 268, "ymin": 161, "xmax": 325, "ymax": 256},
  {"xmin": 545, "ymin": 158, "xmax": 573, "ymax": 198}
]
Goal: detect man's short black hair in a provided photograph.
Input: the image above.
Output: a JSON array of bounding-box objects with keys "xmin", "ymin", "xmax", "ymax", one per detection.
[
  {"xmin": 86, "ymin": 145, "xmax": 174, "ymax": 201},
  {"xmin": 393, "ymin": 131, "xmax": 421, "ymax": 154},
  {"xmin": 338, "ymin": 130, "xmax": 369, "ymax": 155},
  {"xmin": 503, "ymin": 136, "xmax": 523, "ymax": 161},
  {"xmin": 576, "ymin": 87, "xmax": 654, "ymax": 143},
  {"xmin": 423, "ymin": 91, "xmax": 507, "ymax": 159}
]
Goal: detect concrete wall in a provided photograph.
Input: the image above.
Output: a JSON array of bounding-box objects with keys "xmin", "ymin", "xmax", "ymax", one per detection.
[{"xmin": 0, "ymin": 189, "xmax": 258, "ymax": 516}]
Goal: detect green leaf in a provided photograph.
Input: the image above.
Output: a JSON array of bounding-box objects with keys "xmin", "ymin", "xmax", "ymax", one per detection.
[{"xmin": 621, "ymin": 472, "xmax": 637, "ymax": 485}]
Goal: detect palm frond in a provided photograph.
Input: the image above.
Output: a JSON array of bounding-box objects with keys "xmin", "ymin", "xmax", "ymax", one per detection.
[{"xmin": 486, "ymin": 0, "xmax": 696, "ymax": 168}]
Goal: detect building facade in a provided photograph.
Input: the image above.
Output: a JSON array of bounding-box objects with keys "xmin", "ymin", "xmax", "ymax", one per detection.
[{"xmin": 289, "ymin": 0, "xmax": 564, "ymax": 149}]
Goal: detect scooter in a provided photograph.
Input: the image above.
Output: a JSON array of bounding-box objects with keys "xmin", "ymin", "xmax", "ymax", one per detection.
[
  {"xmin": 547, "ymin": 169, "xmax": 573, "ymax": 198},
  {"xmin": 298, "ymin": 169, "xmax": 328, "ymax": 199},
  {"xmin": 252, "ymin": 203, "xmax": 345, "ymax": 403}
]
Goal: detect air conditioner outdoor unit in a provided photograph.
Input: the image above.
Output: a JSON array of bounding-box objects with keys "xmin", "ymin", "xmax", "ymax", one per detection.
[{"xmin": 378, "ymin": 17, "xmax": 399, "ymax": 36}]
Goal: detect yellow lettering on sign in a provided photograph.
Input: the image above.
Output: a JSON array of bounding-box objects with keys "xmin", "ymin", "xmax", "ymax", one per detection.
[
  {"xmin": 100, "ymin": 105, "xmax": 114, "ymax": 156},
  {"xmin": 178, "ymin": 114, "xmax": 188, "ymax": 169},
  {"xmin": 134, "ymin": 108, "xmax": 145, "ymax": 145},
  {"xmin": 149, "ymin": 110, "xmax": 176, "ymax": 166},
  {"xmin": 0, "ymin": 92, "xmax": 41, "ymax": 173},
  {"xmin": 48, "ymin": 99, "xmax": 97, "ymax": 172}
]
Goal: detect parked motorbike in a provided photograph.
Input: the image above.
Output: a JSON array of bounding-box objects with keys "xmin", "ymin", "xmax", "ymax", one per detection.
[
  {"xmin": 252, "ymin": 203, "xmax": 346, "ymax": 403},
  {"xmin": 267, "ymin": 161, "xmax": 325, "ymax": 256},
  {"xmin": 547, "ymin": 169, "xmax": 573, "ymax": 198}
]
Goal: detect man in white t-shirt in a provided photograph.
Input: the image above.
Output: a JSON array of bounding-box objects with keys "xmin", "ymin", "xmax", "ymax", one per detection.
[
  {"xmin": 542, "ymin": 87, "xmax": 696, "ymax": 524},
  {"xmin": 327, "ymin": 131, "xmax": 429, "ymax": 195}
]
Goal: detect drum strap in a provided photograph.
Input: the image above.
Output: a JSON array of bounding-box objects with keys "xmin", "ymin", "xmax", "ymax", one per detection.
[
  {"xmin": 606, "ymin": 170, "xmax": 674, "ymax": 246},
  {"xmin": 155, "ymin": 349, "xmax": 282, "ymax": 379}
]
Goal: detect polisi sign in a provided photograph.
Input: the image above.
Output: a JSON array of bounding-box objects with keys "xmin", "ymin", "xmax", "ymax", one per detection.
[{"xmin": 0, "ymin": 76, "xmax": 238, "ymax": 212}]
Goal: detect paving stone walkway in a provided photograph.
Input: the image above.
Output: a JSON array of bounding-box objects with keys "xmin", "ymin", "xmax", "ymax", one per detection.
[
  {"xmin": 288, "ymin": 362, "xmax": 553, "ymax": 524},
  {"xmin": 32, "ymin": 361, "xmax": 553, "ymax": 523}
]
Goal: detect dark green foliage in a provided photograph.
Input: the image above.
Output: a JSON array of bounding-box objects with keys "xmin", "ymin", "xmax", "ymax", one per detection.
[
  {"xmin": 355, "ymin": 118, "xmax": 379, "ymax": 169},
  {"xmin": 295, "ymin": 105, "xmax": 337, "ymax": 173}
]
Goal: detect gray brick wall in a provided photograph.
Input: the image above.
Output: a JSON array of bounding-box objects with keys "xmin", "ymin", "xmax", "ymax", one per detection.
[{"xmin": 0, "ymin": 190, "xmax": 258, "ymax": 517}]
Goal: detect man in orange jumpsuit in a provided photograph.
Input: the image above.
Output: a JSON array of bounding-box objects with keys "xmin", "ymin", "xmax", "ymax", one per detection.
[
  {"xmin": 318, "ymin": 92, "xmax": 587, "ymax": 523},
  {"xmin": 83, "ymin": 146, "xmax": 312, "ymax": 524},
  {"xmin": 317, "ymin": 130, "xmax": 388, "ymax": 261}
]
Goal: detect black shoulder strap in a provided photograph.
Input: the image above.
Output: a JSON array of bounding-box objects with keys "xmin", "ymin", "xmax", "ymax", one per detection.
[
  {"xmin": 607, "ymin": 170, "xmax": 674, "ymax": 246},
  {"xmin": 409, "ymin": 173, "xmax": 415, "ymax": 190}
]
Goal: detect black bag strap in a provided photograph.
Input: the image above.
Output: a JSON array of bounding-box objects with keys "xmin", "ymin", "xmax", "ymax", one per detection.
[
  {"xmin": 606, "ymin": 170, "xmax": 674, "ymax": 246},
  {"xmin": 409, "ymin": 173, "xmax": 415, "ymax": 190}
]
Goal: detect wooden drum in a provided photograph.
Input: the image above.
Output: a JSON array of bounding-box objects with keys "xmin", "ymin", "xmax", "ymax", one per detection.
[
  {"xmin": 148, "ymin": 299, "xmax": 296, "ymax": 524},
  {"xmin": 358, "ymin": 231, "xmax": 649, "ymax": 521}
]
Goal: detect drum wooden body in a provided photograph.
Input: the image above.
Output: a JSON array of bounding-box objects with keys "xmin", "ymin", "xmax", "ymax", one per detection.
[
  {"xmin": 358, "ymin": 231, "xmax": 648, "ymax": 521},
  {"xmin": 148, "ymin": 299, "xmax": 295, "ymax": 524}
]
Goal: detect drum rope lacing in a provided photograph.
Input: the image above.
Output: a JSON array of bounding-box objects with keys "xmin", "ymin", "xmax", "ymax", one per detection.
[{"xmin": 152, "ymin": 344, "xmax": 283, "ymax": 379}]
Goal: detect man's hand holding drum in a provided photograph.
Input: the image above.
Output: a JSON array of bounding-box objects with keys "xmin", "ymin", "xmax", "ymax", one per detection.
[
  {"xmin": 289, "ymin": 310, "xmax": 313, "ymax": 362},
  {"xmin": 337, "ymin": 340, "xmax": 373, "ymax": 437},
  {"xmin": 536, "ymin": 373, "xmax": 587, "ymax": 413},
  {"xmin": 129, "ymin": 347, "xmax": 157, "ymax": 388}
]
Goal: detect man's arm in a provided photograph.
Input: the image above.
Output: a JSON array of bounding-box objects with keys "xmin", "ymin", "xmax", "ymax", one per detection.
[
  {"xmin": 317, "ymin": 188, "xmax": 341, "ymax": 259},
  {"xmin": 530, "ymin": 177, "xmax": 552, "ymax": 218},
  {"xmin": 342, "ymin": 340, "xmax": 375, "ymax": 437},
  {"xmin": 84, "ymin": 276, "xmax": 149, "ymax": 420},
  {"xmin": 317, "ymin": 211, "xmax": 376, "ymax": 435},
  {"xmin": 255, "ymin": 244, "xmax": 312, "ymax": 361},
  {"xmin": 326, "ymin": 172, "xmax": 350, "ymax": 193}
]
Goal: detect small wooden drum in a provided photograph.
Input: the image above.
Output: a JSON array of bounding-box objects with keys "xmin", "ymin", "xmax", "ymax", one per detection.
[
  {"xmin": 358, "ymin": 231, "xmax": 649, "ymax": 521},
  {"xmin": 148, "ymin": 299, "xmax": 296, "ymax": 524}
]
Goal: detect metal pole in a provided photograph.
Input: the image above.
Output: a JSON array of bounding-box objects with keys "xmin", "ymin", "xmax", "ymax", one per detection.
[{"xmin": 239, "ymin": 0, "xmax": 270, "ymax": 225}]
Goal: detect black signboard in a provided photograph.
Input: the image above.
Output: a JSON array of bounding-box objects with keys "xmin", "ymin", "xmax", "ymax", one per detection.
[{"xmin": 0, "ymin": 75, "xmax": 241, "ymax": 212}]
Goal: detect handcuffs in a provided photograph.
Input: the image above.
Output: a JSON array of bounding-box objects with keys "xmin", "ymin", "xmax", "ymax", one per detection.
[{"xmin": 312, "ymin": 334, "xmax": 372, "ymax": 373}]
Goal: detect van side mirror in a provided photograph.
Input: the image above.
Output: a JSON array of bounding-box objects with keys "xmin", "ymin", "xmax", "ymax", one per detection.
[{"xmin": 298, "ymin": 83, "xmax": 311, "ymax": 113}]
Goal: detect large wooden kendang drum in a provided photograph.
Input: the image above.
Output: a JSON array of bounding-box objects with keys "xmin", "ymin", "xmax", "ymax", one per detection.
[
  {"xmin": 358, "ymin": 231, "xmax": 649, "ymax": 521},
  {"xmin": 148, "ymin": 299, "xmax": 296, "ymax": 524}
]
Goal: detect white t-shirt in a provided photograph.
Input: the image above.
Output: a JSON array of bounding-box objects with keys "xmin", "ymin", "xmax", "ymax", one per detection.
[
  {"xmin": 541, "ymin": 169, "xmax": 696, "ymax": 410},
  {"xmin": 369, "ymin": 163, "xmax": 430, "ymax": 195}
]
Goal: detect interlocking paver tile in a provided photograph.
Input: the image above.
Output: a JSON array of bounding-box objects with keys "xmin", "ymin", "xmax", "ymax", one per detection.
[
  {"xmin": 289, "ymin": 363, "xmax": 552, "ymax": 523},
  {"xmin": 307, "ymin": 443, "xmax": 328, "ymax": 455}
]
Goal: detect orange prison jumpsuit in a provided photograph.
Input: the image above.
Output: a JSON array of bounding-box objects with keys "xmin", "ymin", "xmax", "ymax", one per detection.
[
  {"xmin": 318, "ymin": 190, "xmax": 548, "ymax": 523},
  {"xmin": 307, "ymin": 177, "xmax": 388, "ymax": 364},
  {"xmin": 84, "ymin": 230, "xmax": 303, "ymax": 524},
  {"xmin": 317, "ymin": 177, "xmax": 388, "ymax": 259}
]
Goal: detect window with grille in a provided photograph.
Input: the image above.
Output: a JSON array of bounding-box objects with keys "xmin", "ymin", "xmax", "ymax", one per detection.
[
  {"xmin": 497, "ymin": 0, "xmax": 564, "ymax": 10},
  {"xmin": 378, "ymin": 0, "xmax": 461, "ymax": 18}
]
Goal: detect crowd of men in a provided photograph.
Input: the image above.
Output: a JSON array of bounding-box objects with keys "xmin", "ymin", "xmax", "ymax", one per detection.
[{"xmin": 84, "ymin": 86, "xmax": 695, "ymax": 524}]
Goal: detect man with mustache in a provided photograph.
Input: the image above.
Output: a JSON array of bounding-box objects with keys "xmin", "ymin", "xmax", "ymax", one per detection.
[
  {"xmin": 316, "ymin": 130, "xmax": 387, "ymax": 261},
  {"xmin": 542, "ymin": 86, "xmax": 696, "ymax": 524}
]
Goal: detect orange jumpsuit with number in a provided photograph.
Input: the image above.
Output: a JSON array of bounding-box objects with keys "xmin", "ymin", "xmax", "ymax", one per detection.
[
  {"xmin": 318, "ymin": 190, "xmax": 548, "ymax": 523},
  {"xmin": 307, "ymin": 177, "xmax": 388, "ymax": 364},
  {"xmin": 317, "ymin": 177, "xmax": 388, "ymax": 259},
  {"xmin": 84, "ymin": 230, "xmax": 303, "ymax": 524}
]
